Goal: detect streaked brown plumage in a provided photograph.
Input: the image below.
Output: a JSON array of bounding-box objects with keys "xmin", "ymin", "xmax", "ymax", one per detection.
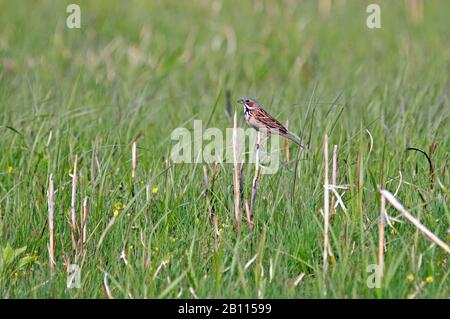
[{"xmin": 238, "ymin": 98, "xmax": 304, "ymax": 148}]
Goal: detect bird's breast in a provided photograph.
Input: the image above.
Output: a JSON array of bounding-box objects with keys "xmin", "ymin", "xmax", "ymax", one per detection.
[{"xmin": 246, "ymin": 112, "xmax": 265, "ymax": 131}]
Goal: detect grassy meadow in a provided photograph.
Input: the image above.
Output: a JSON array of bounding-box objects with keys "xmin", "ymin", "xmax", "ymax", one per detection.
[{"xmin": 0, "ymin": 0, "xmax": 449, "ymax": 298}]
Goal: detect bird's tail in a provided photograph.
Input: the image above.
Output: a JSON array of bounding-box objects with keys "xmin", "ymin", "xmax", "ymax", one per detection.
[{"xmin": 285, "ymin": 131, "xmax": 306, "ymax": 149}]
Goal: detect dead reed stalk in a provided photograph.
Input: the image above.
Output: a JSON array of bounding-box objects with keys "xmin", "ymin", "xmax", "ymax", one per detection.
[
  {"xmin": 47, "ymin": 174, "xmax": 55, "ymax": 267},
  {"xmin": 82, "ymin": 197, "xmax": 88, "ymax": 244},
  {"xmin": 103, "ymin": 272, "xmax": 114, "ymax": 299},
  {"xmin": 131, "ymin": 141, "xmax": 137, "ymax": 195},
  {"xmin": 331, "ymin": 145, "xmax": 338, "ymax": 214},
  {"xmin": 232, "ymin": 111, "xmax": 241, "ymax": 235},
  {"xmin": 378, "ymin": 193, "xmax": 386, "ymax": 282},
  {"xmin": 250, "ymin": 132, "xmax": 261, "ymax": 217},
  {"xmin": 145, "ymin": 184, "xmax": 151, "ymax": 224},
  {"xmin": 380, "ymin": 189, "xmax": 450, "ymax": 254},
  {"xmin": 244, "ymin": 201, "xmax": 253, "ymax": 232},
  {"xmin": 96, "ymin": 216, "xmax": 117, "ymax": 252},
  {"xmin": 239, "ymin": 163, "xmax": 245, "ymax": 207},
  {"xmin": 70, "ymin": 155, "xmax": 78, "ymax": 255},
  {"xmin": 323, "ymin": 134, "xmax": 330, "ymax": 273},
  {"xmin": 285, "ymin": 120, "xmax": 290, "ymax": 162}
]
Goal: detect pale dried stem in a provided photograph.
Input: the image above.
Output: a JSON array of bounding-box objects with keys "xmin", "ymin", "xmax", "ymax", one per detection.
[
  {"xmin": 250, "ymin": 132, "xmax": 261, "ymax": 218},
  {"xmin": 380, "ymin": 189, "xmax": 450, "ymax": 254},
  {"xmin": 131, "ymin": 141, "xmax": 137, "ymax": 195},
  {"xmin": 103, "ymin": 272, "xmax": 114, "ymax": 299},
  {"xmin": 70, "ymin": 155, "xmax": 78, "ymax": 255},
  {"xmin": 232, "ymin": 112, "xmax": 241, "ymax": 235},
  {"xmin": 378, "ymin": 194, "xmax": 386, "ymax": 282},
  {"xmin": 96, "ymin": 217, "xmax": 117, "ymax": 252},
  {"xmin": 47, "ymin": 174, "xmax": 55, "ymax": 267},
  {"xmin": 245, "ymin": 201, "xmax": 253, "ymax": 232},
  {"xmin": 331, "ymin": 144, "xmax": 338, "ymax": 214},
  {"xmin": 323, "ymin": 135, "xmax": 330, "ymax": 273},
  {"xmin": 145, "ymin": 184, "xmax": 151, "ymax": 224},
  {"xmin": 132, "ymin": 142, "xmax": 137, "ymax": 179},
  {"xmin": 45, "ymin": 130, "xmax": 52, "ymax": 147},
  {"xmin": 285, "ymin": 120, "xmax": 290, "ymax": 161},
  {"xmin": 82, "ymin": 197, "xmax": 88, "ymax": 244}
]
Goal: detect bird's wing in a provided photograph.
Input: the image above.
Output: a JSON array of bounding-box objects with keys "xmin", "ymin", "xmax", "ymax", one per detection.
[{"xmin": 251, "ymin": 108, "xmax": 288, "ymax": 134}]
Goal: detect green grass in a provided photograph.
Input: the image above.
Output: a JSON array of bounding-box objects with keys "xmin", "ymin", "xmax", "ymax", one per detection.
[{"xmin": 0, "ymin": 0, "xmax": 449, "ymax": 298}]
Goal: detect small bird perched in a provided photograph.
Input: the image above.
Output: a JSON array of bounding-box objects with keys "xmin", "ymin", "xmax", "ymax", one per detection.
[{"xmin": 238, "ymin": 98, "xmax": 304, "ymax": 148}]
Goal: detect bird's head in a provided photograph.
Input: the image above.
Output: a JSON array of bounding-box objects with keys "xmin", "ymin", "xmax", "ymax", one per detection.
[{"xmin": 237, "ymin": 98, "xmax": 260, "ymax": 111}]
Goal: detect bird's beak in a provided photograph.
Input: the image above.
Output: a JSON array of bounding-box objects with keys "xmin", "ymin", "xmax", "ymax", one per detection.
[{"xmin": 237, "ymin": 99, "xmax": 245, "ymax": 104}]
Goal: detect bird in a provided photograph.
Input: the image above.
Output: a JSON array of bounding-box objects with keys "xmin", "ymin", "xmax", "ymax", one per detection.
[{"xmin": 237, "ymin": 98, "xmax": 305, "ymax": 148}]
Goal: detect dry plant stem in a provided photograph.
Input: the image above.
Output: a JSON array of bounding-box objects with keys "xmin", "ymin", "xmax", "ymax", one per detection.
[
  {"xmin": 131, "ymin": 141, "xmax": 137, "ymax": 196},
  {"xmin": 331, "ymin": 145, "xmax": 338, "ymax": 214},
  {"xmin": 45, "ymin": 130, "xmax": 52, "ymax": 147},
  {"xmin": 378, "ymin": 194, "xmax": 386, "ymax": 281},
  {"xmin": 380, "ymin": 189, "xmax": 450, "ymax": 254},
  {"xmin": 245, "ymin": 201, "xmax": 253, "ymax": 232},
  {"xmin": 250, "ymin": 132, "xmax": 261, "ymax": 218},
  {"xmin": 47, "ymin": 174, "xmax": 55, "ymax": 267},
  {"xmin": 82, "ymin": 197, "xmax": 88, "ymax": 244},
  {"xmin": 322, "ymin": 134, "xmax": 330, "ymax": 273},
  {"xmin": 203, "ymin": 165, "xmax": 209, "ymax": 190},
  {"xmin": 96, "ymin": 217, "xmax": 117, "ymax": 252},
  {"xmin": 232, "ymin": 112, "xmax": 241, "ymax": 235},
  {"xmin": 239, "ymin": 163, "xmax": 245, "ymax": 207},
  {"xmin": 103, "ymin": 272, "xmax": 114, "ymax": 299},
  {"xmin": 285, "ymin": 120, "xmax": 290, "ymax": 161},
  {"xmin": 70, "ymin": 155, "xmax": 78, "ymax": 256}
]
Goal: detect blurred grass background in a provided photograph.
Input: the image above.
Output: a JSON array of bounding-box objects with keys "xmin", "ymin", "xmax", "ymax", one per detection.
[{"xmin": 0, "ymin": 0, "xmax": 448, "ymax": 298}]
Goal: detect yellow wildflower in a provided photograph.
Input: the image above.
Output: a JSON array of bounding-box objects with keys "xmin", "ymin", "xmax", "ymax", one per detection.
[
  {"xmin": 425, "ymin": 276, "xmax": 433, "ymax": 284},
  {"xmin": 152, "ymin": 187, "xmax": 159, "ymax": 194},
  {"xmin": 113, "ymin": 209, "xmax": 119, "ymax": 217},
  {"xmin": 406, "ymin": 274, "xmax": 415, "ymax": 282},
  {"xmin": 7, "ymin": 165, "xmax": 13, "ymax": 173}
]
